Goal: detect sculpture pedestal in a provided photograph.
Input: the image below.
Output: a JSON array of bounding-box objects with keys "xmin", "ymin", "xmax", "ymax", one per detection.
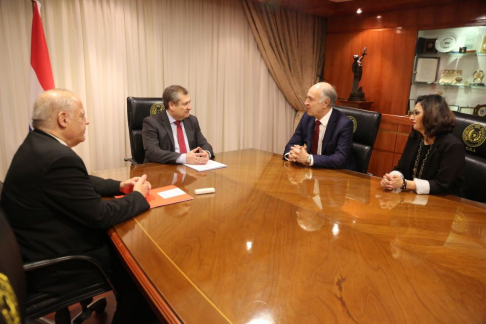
[{"xmin": 337, "ymin": 100, "xmax": 374, "ymax": 111}]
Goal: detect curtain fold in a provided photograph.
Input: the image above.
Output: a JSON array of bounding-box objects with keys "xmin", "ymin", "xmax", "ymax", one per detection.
[
  {"xmin": 0, "ymin": 0, "xmax": 295, "ymax": 180},
  {"xmin": 242, "ymin": 0, "xmax": 326, "ymax": 129}
]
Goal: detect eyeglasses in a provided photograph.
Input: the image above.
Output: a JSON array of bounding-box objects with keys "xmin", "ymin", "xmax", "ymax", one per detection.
[{"xmin": 407, "ymin": 110, "xmax": 421, "ymax": 116}]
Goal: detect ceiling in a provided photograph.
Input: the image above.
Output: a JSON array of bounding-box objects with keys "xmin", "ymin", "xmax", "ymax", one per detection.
[{"xmin": 252, "ymin": 0, "xmax": 464, "ymax": 17}]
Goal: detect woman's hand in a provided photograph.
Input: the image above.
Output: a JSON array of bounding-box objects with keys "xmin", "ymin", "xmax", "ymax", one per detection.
[{"xmin": 381, "ymin": 173, "xmax": 403, "ymax": 191}]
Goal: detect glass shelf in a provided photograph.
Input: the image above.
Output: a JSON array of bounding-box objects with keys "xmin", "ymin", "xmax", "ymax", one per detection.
[
  {"xmin": 413, "ymin": 82, "xmax": 486, "ymax": 89},
  {"xmin": 417, "ymin": 53, "xmax": 486, "ymax": 57}
]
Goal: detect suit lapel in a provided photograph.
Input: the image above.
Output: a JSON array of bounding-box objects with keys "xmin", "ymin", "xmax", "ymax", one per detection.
[
  {"xmin": 160, "ymin": 110, "xmax": 175, "ymax": 148},
  {"xmin": 321, "ymin": 109, "xmax": 338, "ymax": 153}
]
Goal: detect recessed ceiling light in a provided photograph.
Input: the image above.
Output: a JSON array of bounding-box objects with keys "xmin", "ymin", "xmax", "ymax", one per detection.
[
  {"xmin": 377, "ymin": 15, "xmax": 382, "ymax": 19},
  {"xmin": 357, "ymin": 8, "xmax": 362, "ymax": 14}
]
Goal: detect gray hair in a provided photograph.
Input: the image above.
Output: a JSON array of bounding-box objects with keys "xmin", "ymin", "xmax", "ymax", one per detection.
[
  {"xmin": 32, "ymin": 89, "xmax": 78, "ymax": 129},
  {"xmin": 318, "ymin": 85, "xmax": 337, "ymax": 106},
  {"xmin": 163, "ymin": 85, "xmax": 188, "ymax": 108}
]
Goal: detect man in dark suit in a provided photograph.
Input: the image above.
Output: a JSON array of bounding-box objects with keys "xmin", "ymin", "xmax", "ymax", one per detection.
[
  {"xmin": 142, "ymin": 85, "xmax": 214, "ymax": 164},
  {"xmin": 284, "ymin": 82, "xmax": 357, "ymax": 171},
  {"xmin": 1, "ymin": 89, "xmax": 156, "ymax": 323}
]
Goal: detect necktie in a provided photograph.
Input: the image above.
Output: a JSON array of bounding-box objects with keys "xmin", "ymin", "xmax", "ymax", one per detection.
[
  {"xmin": 311, "ymin": 120, "xmax": 321, "ymax": 155},
  {"xmin": 174, "ymin": 121, "xmax": 187, "ymax": 154}
]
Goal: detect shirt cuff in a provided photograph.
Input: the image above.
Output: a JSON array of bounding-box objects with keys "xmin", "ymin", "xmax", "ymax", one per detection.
[
  {"xmin": 284, "ymin": 152, "xmax": 290, "ymax": 161},
  {"xmin": 309, "ymin": 154, "xmax": 314, "ymax": 166},
  {"xmin": 176, "ymin": 153, "xmax": 187, "ymax": 164},
  {"xmin": 205, "ymin": 150, "xmax": 212, "ymax": 159},
  {"xmin": 413, "ymin": 178, "xmax": 430, "ymax": 194}
]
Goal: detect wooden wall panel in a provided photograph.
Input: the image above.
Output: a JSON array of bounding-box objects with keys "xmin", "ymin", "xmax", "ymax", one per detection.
[
  {"xmin": 368, "ymin": 150, "xmax": 394, "ymax": 177},
  {"xmin": 374, "ymin": 122, "xmax": 397, "ymax": 151},
  {"xmin": 368, "ymin": 114, "xmax": 412, "ymax": 177},
  {"xmin": 325, "ymin": 29, "xmax": 416, "ymax": 115},
  {"xmin": 394, "ymin": 133, "xmax": 409, "ymax": 154}
]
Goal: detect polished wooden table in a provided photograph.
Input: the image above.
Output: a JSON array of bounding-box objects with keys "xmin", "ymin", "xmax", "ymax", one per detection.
[{"xmin": 93, "ymin": 149, "xmax": 486, "ymax": 324}]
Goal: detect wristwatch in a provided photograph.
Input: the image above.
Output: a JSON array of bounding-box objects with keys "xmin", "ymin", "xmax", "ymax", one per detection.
[
  {"xmin": 306, "ymin": 154, "xmax": 312, "ymax": 165},
  {"xmin": 401, "ymin": 178, "xmax": 407, "ymax": 190}
]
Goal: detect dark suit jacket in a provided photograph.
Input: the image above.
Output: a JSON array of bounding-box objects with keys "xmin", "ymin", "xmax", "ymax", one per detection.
[
  {"xmin": 1, "ymin": 130, "xmax": 150, "ymax": 292},
  {"xmin": 142, "ymin": 110, "xmax": 214, "ymax": 164},
  {"xmin": 284, "ymin": 109, "xmax": 357, "ymax": 171},
  {"xmin": 393, "ymin": 131, "xmax": 467, "ymax": 197}
]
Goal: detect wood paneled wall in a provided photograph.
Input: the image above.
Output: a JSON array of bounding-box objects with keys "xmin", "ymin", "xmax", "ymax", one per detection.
[
  {"xmin": 368, "ymin": 114, "xmax": 411, "ymax": 177},
  {"xmin": 323, "ymin": 0, "xmax": 486, "ymax": 116},
  {"xmin": 325, "ymin": 28, "xmax": 416, "ymax": 115}
]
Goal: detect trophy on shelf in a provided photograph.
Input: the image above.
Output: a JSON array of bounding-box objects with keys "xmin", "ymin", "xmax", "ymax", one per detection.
[{"xmin": 472, "ymin": 70, "xmax": 485, "ymax": 86}]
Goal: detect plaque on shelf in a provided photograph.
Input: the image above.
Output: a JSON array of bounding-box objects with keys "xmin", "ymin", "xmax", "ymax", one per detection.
[
  {"xmin": 416, "ymin": 37, "xmax": 438, "ymax": 54},
  {"xmin": 475, "ymin": 104, "xmax": 486, "ymax": 117},
  {"xmin": 424, "ymin": 39, "xmax": 437, "ymax": 54},
  {"xmin": 480, "ymin": 36, "xmax": 486, "ymax": 53},
  {"xmin": 439, "ymin": 70, "xmax": 462, "ymax": 84},
  {"xmin": 435, "ymin": 35, "xmax": 456, "ymax": 53},
  {"xmin": 449, "ymin": 105, "xmax": 460, "ymax": 112},
  {"xmin": 460, "ymin": 107, "xmax": 475, "ymax": 115},
  {"xmin": 473, "ymin": 70, "xmax": 485, "ymax": 85},
  {"xmin": 463, "ymin": 34, "xmax": 477, "ymax": 50},
  {"xmin": 415, "ymin": 57, "xmax": 439, "ymax": 83}
]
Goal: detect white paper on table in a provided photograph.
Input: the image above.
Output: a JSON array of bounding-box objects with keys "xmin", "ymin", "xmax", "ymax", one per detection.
[
  {"xmin": 158, "ymin": 187, "xmax": 186, "ymax": 199},
  {"xmin": 184, "ymin": 160, "xmax": 227, "ymax": 172}
]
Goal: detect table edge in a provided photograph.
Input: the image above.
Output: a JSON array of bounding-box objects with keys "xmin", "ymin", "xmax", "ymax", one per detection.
[{"xmin": 108, "ymin": 228, "xmax": 182, "ymax": 324}]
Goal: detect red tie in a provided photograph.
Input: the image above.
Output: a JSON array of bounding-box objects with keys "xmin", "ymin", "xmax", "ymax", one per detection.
[
  {"xmin": 174, "ymin": 121, "xmax": 187, "ymax": 154},
  {"xmin": 311, "ymin": 120, "xmax": 321, "ymax": 155}
]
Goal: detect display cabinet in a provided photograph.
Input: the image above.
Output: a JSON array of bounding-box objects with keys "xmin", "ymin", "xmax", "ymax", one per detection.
[{"xmin": 409, "ymin": 27, "xmax": 486, "ymax": 116}]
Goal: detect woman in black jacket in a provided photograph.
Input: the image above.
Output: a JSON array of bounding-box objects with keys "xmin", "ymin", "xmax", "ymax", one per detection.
[{"xmin": 380, "ymin": 94, "xmax": 467, "ymax": 197}]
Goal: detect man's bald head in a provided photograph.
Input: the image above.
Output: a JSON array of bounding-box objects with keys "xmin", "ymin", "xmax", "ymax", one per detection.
[
  {"xmin": 311, "ymin": 82, "xmax": 337, "ymax": 106},
  {"xmin": 32, "ymin": 89, "xmax": 81, "ymax": 130},
  {"xmin": 31, "ymin": 89, "xmax": 89, "ymax": 148}
]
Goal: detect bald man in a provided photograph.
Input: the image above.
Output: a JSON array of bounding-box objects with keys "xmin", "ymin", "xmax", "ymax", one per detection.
[
  {"xmin": 284, "ymin": 82, "xmax": 357, "ymax": 171},
  {"xmin": 1, "ymin": 89, "xmax": 155, "ymax": 323}
]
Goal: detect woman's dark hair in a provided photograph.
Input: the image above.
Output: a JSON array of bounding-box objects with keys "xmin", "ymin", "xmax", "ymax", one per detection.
[{"xmin": 415, "ymin": 94, "xmax": 455, "ymax": 138}]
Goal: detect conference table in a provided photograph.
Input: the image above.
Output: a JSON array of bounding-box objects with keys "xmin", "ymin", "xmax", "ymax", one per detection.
[{"xmin": 93, "ymin": 149, "xmax": 486, "ymax": 324}]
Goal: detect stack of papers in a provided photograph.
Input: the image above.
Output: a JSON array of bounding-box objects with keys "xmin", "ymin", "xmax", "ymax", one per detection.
[{"xmin": 184, "ymin": 160, "xmax": 227, "ymax": 172}]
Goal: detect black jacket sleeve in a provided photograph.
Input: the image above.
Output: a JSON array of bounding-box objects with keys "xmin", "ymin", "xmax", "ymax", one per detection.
[{"xmin": 43, "ymin": 154, "xmax": 150, "ymax": 229}]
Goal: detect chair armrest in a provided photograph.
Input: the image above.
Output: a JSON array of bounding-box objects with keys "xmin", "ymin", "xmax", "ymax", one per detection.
[
  {"xmin": 23, "ymin": 255, "xmax": 116, "ymax": 294},
  {"xmin": 124, "ymin": 157, "xmax": 139, "ymax": 165}
]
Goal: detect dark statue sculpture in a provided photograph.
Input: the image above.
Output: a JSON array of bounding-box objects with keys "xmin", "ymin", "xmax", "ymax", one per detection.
[{"xmin": 348, "ymin": 47, "xmax": 367, "ymax": 101}]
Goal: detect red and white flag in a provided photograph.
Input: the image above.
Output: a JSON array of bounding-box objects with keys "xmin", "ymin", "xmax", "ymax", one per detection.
[{"xmin": 29, "ymin": 0, "xmax": 55, "ymax": 130}]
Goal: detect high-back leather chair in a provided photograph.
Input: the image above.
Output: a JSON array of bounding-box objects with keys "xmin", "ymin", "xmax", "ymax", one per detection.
[
  {"xmin": 451, "ymin": 112, "xmax": 486, "ymax": 203},
  {"xmin": 334, "ymin": 106, "xmax": 382, "ymax": 174},
  {"xmin": 0, "ymin": 184, "xmax": 115, "ymax": 324},
  {"xmin": 125, "ymin": 97, "xmax": 165, "ymax": 164}
]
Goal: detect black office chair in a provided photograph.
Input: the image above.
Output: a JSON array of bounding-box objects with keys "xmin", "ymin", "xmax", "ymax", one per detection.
[
  {"xmin": 334, "ymin": 106, "xmax": 382, "ymax": 174},
  {"xmin": 24, "ymin": 255, "xmax": 115, "ymax": 324},
  {"xmin": 451, "ymin": 112, "xmax": 486, "ymax": 203},
  {"xmin": 125, "ymin": 97, "xmax": 165, "ymax": 164},
  {"xmin": 0, "ymin": 185, "xmax": 115, "ymax": 324}
]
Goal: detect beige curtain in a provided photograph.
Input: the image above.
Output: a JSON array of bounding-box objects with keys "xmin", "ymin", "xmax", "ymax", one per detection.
[
  {"xmin": 242, "ymin": 0, "xmax": 327, "ymax": 129},
  {"xmin": 0, "ymin": 0, "xmax": 295, "ymax": 180}
]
